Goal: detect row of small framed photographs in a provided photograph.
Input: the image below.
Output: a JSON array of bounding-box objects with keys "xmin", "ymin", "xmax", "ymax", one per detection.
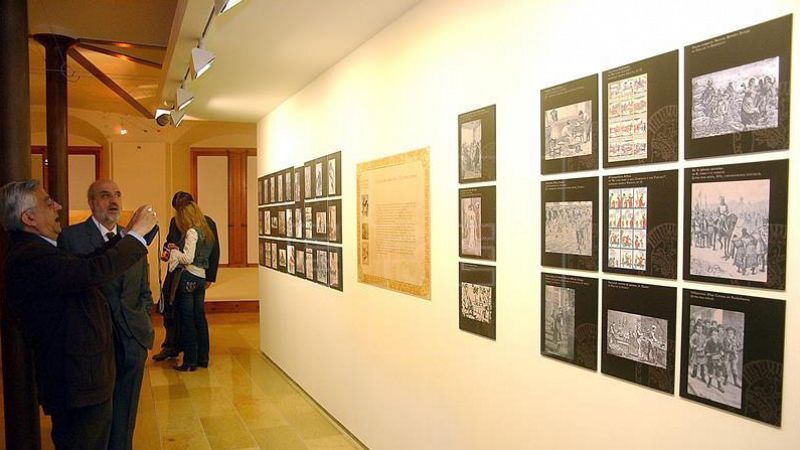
[
  {"xmin": 539, "ymin": 273, "xmax": 785, "ymax": 427},
  {"xmin": 258, "ymin": 151, "xmax": 342, "ymax": 205},
  {"xmin": 258, "ymin": 238, "xmax": 343, "ymax": 291},
  {"xmin": 258, "ymin": 198, "xmax": 342, "ymax": 243},
  {"xmin": 541, "ymin": 159, "xmax": 788, "ymax": 291},
  {"xmin": 535, "ymin": 14, "xmax": 791, "ymax": 174}
]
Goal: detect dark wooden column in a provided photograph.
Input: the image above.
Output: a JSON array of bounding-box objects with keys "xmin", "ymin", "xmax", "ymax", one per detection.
[
  {"xmin": 33, "ymin": 34, "xmax": 75, "ymax": 226},
  {"xmin": 0, "ymin": 0, "xmax": 41, "ymax": 448}
]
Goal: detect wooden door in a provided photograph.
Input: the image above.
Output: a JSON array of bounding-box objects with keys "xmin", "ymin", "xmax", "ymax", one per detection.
[{"xmin": 191, "ymin": 148, "xmax": 257, "ymax": 267}]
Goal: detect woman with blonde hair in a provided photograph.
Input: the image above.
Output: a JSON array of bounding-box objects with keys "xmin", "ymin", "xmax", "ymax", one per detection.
[{"xmin": 167, "ymin": 201, "xmax": 215, "ymax": 371}]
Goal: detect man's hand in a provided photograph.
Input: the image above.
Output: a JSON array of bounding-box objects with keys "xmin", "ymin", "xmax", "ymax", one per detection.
[
  {"xmin": 127, "ymin": 205, "xmax": 158, "ymax": 237},
  {"xmin": 205, "ymin": 281, "xmax": 213, "ymax": 290}
]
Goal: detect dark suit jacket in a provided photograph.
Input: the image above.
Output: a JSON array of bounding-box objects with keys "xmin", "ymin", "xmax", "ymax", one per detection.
[
  {"xmin": 4, "ymin": 231, "xmax": 147, "ymax": 414},
  {"xmin": 166, "ymin": 215, "xmax": 220, "ymax": 282},
  {"xmin": 58, "ymin": 218, "xmax": 155, "ymax": 350}
]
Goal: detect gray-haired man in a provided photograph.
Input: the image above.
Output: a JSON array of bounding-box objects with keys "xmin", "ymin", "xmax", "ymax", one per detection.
[{"xmin": 0, "ymin": 180, "xmax": 156, "ymax": 450}]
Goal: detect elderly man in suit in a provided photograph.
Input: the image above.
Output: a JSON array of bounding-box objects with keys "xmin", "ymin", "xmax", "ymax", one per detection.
[
  {"xmin": 0, "ymin": 180, "xmax": 157, "ymax": 450},
  {"xmin": 58, "ymin": 179, "xmax": 154, "ymax": 450}
]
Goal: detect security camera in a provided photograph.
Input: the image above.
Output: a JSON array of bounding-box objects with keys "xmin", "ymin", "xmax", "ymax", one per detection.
[{"xmin": 155, "ymin": 109, "xmax": 171, "ymax": 127}]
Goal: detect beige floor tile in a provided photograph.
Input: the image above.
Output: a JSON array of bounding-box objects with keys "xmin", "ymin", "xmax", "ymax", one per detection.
[
  {"xmin": 251, "ymin": 427, "xmax": 308, "ymax": 450},
  {"xmin": 162, "ymin": 431, "xmax": 212, "ymax": 450},
  {"xmin": 200, "ymin": 415, "xmax": 249, "ymax": 437},
  {"xmin": 205, "ymin": 431, "xmax": 259, "ymax": 450},
  {"xmin": 284, "ymin": 412, "xmax": 340, "ymax": 441},
  {"xmin": 274, "ymin": 394, "xmax": 318, "ymax": 418},
  {"xmin": 304, "ymin": 435, "xmax": 359, "ymax": 450},
  {"xmin": 0, "ymin": 313, "xmax": 358, "ymax": 450},
  {"xmin": 236, "ymin": 401, "xmax": 289, "ymax": 430},
  {"xmin": 152, "ymin": 383, "xmax": 191, "ymax": 401}
]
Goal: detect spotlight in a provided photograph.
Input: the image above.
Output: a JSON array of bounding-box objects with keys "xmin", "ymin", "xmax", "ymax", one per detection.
[
  {"xmin": 215, "ymin": 0, "xmax": 244, "ymax": 14},
  {"xmin": 155, "ymin": 108, "xmax": 171, "ymax": 127},
  {"xmin": 190, "ymin": 47, "xmax": 215, "ymax": 79},
  {"xmin": 171, "ymin": 109, "xmax": 186, "ymax": 127},
  {"xmin": 175, "ymin": 88, "xmax": 194, "ymax": 111}
]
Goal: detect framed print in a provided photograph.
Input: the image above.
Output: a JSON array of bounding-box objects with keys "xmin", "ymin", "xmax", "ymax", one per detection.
[
  {"xmin": 459, "ymin": 262, "xmax": 496, "ymax": 340},
  {"xmin": 295, "ymin": 243, "xmax": 306, "ymax": 278},
  {"xmin": 311, "ymin": 201, "xmax": 328, "ymax": 241},
  {"xmin": 458, "ymin": 104, "xmax": 496, "ymax": 183},
  {"xmin": 685, "ymin": 15, "xmax": 792, "ymax": 159},
  {"xmin": 604, "ymin": 169, "xmax": 678, "ymax": 279},
  {"xmin": 277, "ymin": 209, "xmax": 286, "ymax": 237},
  {"xmin": 328, "ymin": 246, "xmax": 343, "ymax": 291},
  {"xmin": 304, "ymin": 163, "xmax": 313, "ymax": 199},
  {"xmin": 681, "ymin": 289, "xmax": 785, "ymax": 426},
  {"xmin": 269, "ymin": 207, "xmax": 278, "ymax": 235},
  {"xmin": 683, "ymin": 159, "xmax": 788, "ymax": 290},
  {"xmin": 602, "ymin": 280, "xmax": 676, "ymax": 394},
  {"xmin": 294, "ymin": 206, "xmax": 303, "ymax": 240},
  {"xmin": 603, "ymin": 50, "xmax": 679, "ymax": 167},
  {"xmin": 305, "ymin": 247, "xmax": 314, "ymax": 281},
  {"xmin": 258, "ymin": 238, "xmax": 267, "ymax": 267},
  {"xmin": 327, "ymin": 151, "xmax": 342, "ymax": 196},
  {"xmin": 270, "ymin": 242, "xmax": 278, "ymax": 270},
  {"xmin": 459, "ymin": 186, "xmax": 496, "ymax": 261},
  {"xmin": 287, "ymin": 243, "xmax": 296, "ymax": 274},
  {"xmin": 258, "ymin": 177, "xmax": 265, "ymax": 205},
  {"xmin": 314, "ymin": 158, "xmax": 326, "ymax": 198},
  {"xmin": 304, "ymin": 206, "xmax": 313, "ymax": 239},
  {"xmin": 540, "ymin": 273, "xmax": 598, "ymax": 370},
  {"xmin": 315, "ymin": 248, "xmax": 329, "ymax": 286},
  {"xmin": 541, "ymin": 176, "xmax": 598, "ymax": 270},
  {"xmin": 277, "ymin": 241, "xmax": 287, "ymax": 273},
  {"xmin": 294, "ymin": 167, "xmax": 303, "ymax": 204},
  {"xmin": 277, "ymin": 173, "xmax": 284, "ymax": 203},
  {"xmin": 327, "ymin": 199, "xmax": 342, "ymax": 243},
  {"xmin": 281, "ymin": 169, "xmax": 292, "ymax": 202},
  {"xmin": 269, "ymin": 175, "xmax": 276, "ymax": 204},
  {"xmin": 286, "ymin": 208, "xmax": 294, "ymax": 238},
  {"xmin": 541, "ymin": 74, "xmax": 598, "ymax": 174}
]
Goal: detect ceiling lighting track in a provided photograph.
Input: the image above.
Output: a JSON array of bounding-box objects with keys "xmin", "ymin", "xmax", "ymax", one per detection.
[
  {"xmin": 215, "ymin": 0, "xmax": 244, "ymax": 15},
  {"xmin": 169, "ymin": 1, "xmax": 246, "ymax": 123}
]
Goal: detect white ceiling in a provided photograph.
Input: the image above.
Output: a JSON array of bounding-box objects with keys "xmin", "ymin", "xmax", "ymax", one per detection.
[{"xmin": 163, "ymin": 0, "xmax": 423, "ymax": 123}]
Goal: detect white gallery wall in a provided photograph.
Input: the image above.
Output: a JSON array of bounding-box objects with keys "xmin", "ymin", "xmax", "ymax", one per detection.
[{"xmin": 258, "ymin": 0, "xmax": 800, "ymax": 448}]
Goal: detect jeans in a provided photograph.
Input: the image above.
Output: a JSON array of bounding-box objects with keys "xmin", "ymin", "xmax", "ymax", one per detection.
[{"xmin": 175, "ymin": 271, "xmax": 209, "ymax": 366}]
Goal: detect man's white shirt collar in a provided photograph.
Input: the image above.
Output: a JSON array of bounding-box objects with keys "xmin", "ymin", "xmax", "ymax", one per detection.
[
  {"xmin": 91, "ymin": 215, "xmax": 118, "ymax": 241},
  {"xmin": 38, "ymin": 235, "xmax": 57, "ymax": 247}
]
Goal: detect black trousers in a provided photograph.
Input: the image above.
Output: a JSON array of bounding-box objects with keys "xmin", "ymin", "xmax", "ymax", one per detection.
[
  {"xmin": 108, "ymin": 331, "xmax": 148, "ymax": 450},
  {"xmin": 159, "ymin": 270, "xmax": 180, "ymax": 351},
  {"xmin": 175, "ymin": 271, "xmax": 209, "ymax": 366},
  {"xmin": 50, "ymin": 399, "xmax": 112, "ymax": 450}
]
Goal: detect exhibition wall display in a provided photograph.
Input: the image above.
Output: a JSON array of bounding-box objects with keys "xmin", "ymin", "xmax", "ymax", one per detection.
[
  {"xmin": 258, "ymin": 1, "xmax": 799, "ymax": 449},
  {"xmin": 356, "ymin": 148, "xmax": 431, "ymax": 299},
  {"xmin": 258, "ymin": 151, "xmax": 344, "ymax": 291}
]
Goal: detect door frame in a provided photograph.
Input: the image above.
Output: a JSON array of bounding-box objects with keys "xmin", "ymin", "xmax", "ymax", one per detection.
[{"xmin": 190, "ymin": 147, "xmax": 257, "ymax": 268}]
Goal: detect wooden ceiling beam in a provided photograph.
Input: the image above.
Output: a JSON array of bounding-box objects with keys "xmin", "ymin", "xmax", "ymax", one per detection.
[
  {"xmin": 76, "ymin": 42, "xmax": 162, "ymax": 69},
  {"xmin": 67, "ymin": 48, "xmax": 153, "ymax": 119},
  {"xmin": 77, "ymin": 37, "xmax": 167, "ymax": 50}
]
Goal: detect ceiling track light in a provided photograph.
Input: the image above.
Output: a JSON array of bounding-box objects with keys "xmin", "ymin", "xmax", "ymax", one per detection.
[
  {"xmin": 171, "ymin": 109, "xmax": 186, "ymax": 127},
  {"xmin": 215, "ymin": 0, "xmax": 244, "ymax": 14},
  {"xmin": 176, "ymin": 87, "xmax": 194, "ymax": 111},
  {"xmin": 190, "ymin": 43, "xmax": 215, "ymax": 80}
]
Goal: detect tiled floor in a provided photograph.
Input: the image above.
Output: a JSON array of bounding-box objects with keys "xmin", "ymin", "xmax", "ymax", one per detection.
[{"xmin": 0, "ymin": 313, "xmax": 363, "ymax": 450}]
